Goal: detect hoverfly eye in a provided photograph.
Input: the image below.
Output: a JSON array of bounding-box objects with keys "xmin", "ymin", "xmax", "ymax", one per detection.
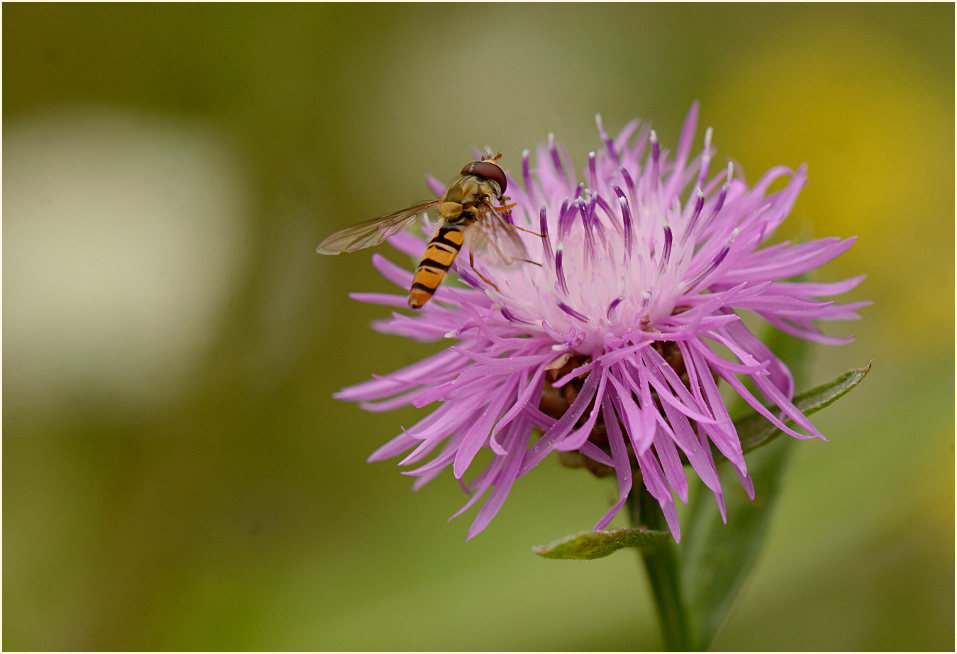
[{"xmin": 461, "ymin": 161, "xmax": 507, "ymax": 194}]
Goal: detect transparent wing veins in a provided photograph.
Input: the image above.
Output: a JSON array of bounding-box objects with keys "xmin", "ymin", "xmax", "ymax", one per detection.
[
  {"xmin": 463, "ymin": 200, "xmax": 534, "ymax": 269},
  {"xmin": 316, "ymin": 200, "xmax": 441, "ymax": 254}
]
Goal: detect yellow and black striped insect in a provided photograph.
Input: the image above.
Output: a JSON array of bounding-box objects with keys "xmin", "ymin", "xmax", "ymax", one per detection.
[{"xmin": 317, "ymin": 154, "xmax": 537, "ymax": 309}]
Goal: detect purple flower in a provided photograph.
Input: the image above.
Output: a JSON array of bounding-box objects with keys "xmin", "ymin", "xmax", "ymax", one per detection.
[{"xmin": 337, "ymin": 103, "xmax": 866, "ymax": 540}]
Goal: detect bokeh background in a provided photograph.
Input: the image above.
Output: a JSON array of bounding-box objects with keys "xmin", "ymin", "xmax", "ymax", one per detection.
[{"xmin": 3, "ymin": 4, "xmax": 953, "ymax": 650}]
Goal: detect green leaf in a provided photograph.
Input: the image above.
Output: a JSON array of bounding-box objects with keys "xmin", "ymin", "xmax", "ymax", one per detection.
[
  {"xmin": 533, "ymin": 526, "xmax": 671, "ymax": 560},
  {"xmin": 683, "ymin": 322, "xmax": 870, "ymax": 652},
  {"xmin": 736, "ymin": 364, "xmax": 871, "ymax": 453},
  {"xmin": 682, "ymin": 435, "xmax": 793, "ymax": 650},
  {"xmin": 533, "ymin": 314, "xmax": 871, "ymax": 652}
]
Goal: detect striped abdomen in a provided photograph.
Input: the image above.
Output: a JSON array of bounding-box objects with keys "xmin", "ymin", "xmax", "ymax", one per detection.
[{"xmin": 409, "ymin": 225, "xmax": 465, "ymax": 309}]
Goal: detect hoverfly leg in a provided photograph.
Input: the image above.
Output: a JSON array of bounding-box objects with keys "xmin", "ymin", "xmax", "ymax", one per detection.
[
  {"xmin": 510, "ymin": 224, "xmax": 545, "ymax": 238},
  {"xmin": 485, "ymin": 198, "xmax": 544, "ymax": 238},
  {"xmin": 496, "ymin": 195, "xmax": 517, "ymax": 213},
  {"xmin": 469, "ymin": 249, "xmax": 501, "ymax": 293}
]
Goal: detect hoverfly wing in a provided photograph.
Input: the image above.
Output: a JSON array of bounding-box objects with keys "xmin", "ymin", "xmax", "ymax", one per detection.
[
  {"xmin": 317, "ymin": 200, "xmax": 441, "ymax": 254},
  {"xmin": 464, "ymin": 201, "xmax": 533, "ymax": 268}
]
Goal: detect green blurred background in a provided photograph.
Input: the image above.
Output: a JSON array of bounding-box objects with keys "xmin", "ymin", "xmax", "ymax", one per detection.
[{"xmin": 3, "ymin": 4, "xmax": 953, "ymax": 650}]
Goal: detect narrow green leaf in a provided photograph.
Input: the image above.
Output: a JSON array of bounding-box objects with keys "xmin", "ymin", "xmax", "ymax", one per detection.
[
  {"xmin": 736, "ymin": 363, "xmax": 871, "ymax": 453},
  {"xmin": 683, "ymin": 315, "xmax": 870, "ymax": 650},
  {"xmin": 533, "ymin": 526, "xmax": 670, "ymax": 560},
  {"xmin": 682, "ymin": 437, "xmax": 792, "ymax": 650},
  {"xmin": 681, "ymin": 326, "xmax": 811, "ymax": 650}
]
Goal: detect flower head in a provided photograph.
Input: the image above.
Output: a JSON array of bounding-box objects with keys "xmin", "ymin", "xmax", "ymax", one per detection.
[{"xmin": 337, "ymin": 103, "xmax": 866, "ymax": 540}]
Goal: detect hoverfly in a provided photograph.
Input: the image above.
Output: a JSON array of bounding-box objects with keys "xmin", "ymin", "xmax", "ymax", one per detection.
[{"xmin": 317, "ymin": 154, "xmax": 539, "ymax": 309}]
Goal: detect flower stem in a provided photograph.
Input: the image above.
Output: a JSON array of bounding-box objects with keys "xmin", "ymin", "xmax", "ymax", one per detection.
[{"xmin": 630, "ymin": 488, "xmax": 694, "ymax": 651}]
